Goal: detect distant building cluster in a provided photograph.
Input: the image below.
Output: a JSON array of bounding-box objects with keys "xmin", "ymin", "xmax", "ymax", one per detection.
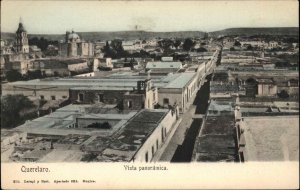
[{"xmin": 192, "ymin": 46, "xmax": 299, "ymax": 162}]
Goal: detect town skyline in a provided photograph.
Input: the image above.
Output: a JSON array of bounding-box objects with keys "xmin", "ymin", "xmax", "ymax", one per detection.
[{"xmin": 1, "ymin": 0, "xmax": 298, "ymax": 34}]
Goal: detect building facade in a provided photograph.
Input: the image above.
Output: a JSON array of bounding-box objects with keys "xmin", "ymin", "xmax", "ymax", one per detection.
[{"xmin": 59, "ymin": 31, "xmax": 94, "ymax": 58}]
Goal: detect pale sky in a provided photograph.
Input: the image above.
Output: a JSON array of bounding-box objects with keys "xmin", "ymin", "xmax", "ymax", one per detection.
[{"xmin": 1, "ymin": 0, "xmax": 299, "ymax": 34}]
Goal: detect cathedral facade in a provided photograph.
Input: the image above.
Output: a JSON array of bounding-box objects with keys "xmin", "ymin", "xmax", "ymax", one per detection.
[{"xmin": 59, "ymin": 30, "xmax": 94, "ymax": 57}]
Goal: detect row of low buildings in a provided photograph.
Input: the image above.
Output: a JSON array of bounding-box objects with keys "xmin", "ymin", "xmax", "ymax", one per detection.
[
  {"xmin": 192, "ymin": 48, "xmax": 299, "ymax": 162},
  {"xmin": 222, "ymin": 36, "xmax": 299, "ymax": 52},
  {"xmin": 2, "ymin": 47, "xmax": 220, "ymax": 113},
  {"xmin": 1, "ymin": 104, "xmax": 179, "ymax": 162},
  {"xmin": 2, "ymin": 58, "xmax": 215, "ymax": 113},
  {"xmin": 3, "ymin": 62, "xmax": 217, "ymax": 162},
  {"xmin": 4, "ymin": 58, "xmax": 90, "ymax": 76}
]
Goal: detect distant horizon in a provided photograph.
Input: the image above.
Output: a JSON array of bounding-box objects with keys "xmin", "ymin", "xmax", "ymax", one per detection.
[
  {"xmin": 2, "ymin": 26, "xmax": 299, "ymax": 36},
  {"xmin": 1, "ymin": 1, "xmax": 298, "ymax": 34}
]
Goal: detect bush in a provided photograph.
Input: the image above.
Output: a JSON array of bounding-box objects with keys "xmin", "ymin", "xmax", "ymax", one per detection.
[
  {"xmin": 278, "ymin": 90, "xmax": 289, "ymax": 99},
  {"xmin": 1, "ymin": 94, "xmax": 35, "ymax": 128},
  {"xmin": 6, "ymin": 70, "xmax": 23, "ymax": 82}
]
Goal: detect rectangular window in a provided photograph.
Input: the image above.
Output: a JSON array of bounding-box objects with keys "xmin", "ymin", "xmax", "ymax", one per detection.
[
  {"xmin": 128, "ymin": 100, "xmax": 133, "ymax": 108},
  {"xmin": 79, "ymin": 93, "xmax": 84, "ymax": 102},
  {"xmin": 62, "ymin": 96, "xmax": 67, "ymax": 99},
  {"xmin": 163, "ymin": 98, "xmax": 169, "ymax": 105},
  {"xmin": 51, "ymin": 96, "xmax": 56, "ymax": 100},
  {"xmin": 98, "ymin": 94, "xmax": 104, "ymax": 102},
  {"xmin": 152, "ymin": 146, "xmax": 155, "ymax": 157},
  {"xmin": 145, "ymin": 152, "xmax": 148, "ymax": 162},
  {"xmin": 165, "ymin": 128, "xmax": 167, "ymax": 138},
  {"xmin": 156, "ymin": 140, "xmax": 159, "ymax": 150},
  {"xmin": 40, "ymin": 95, "xmax": 44, "ymax": 100}
]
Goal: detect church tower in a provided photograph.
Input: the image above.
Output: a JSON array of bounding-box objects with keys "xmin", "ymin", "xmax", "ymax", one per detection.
[{"xmin": 15, "ymin": 18, "xmax": 29, "ymax": 53}]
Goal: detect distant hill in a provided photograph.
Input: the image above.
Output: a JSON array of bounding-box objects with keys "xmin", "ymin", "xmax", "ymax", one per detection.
[
  {"xmin": 1, "ymin": 27, "xmax": 298, "ymax": 42},
  {"xmin": 77, "ymin": 31, "xmax": 206, "ymax": 41},
  {"xmin": 1, "ymin": 32, "xmax": 15, "ymax": 41},
  {"xmin": 1, "ymin": 31, "xmax": 206, "ymax": 42},
  {"xmin": 209, "ymin": 27, "xmax": 299, "ymax": 37}
]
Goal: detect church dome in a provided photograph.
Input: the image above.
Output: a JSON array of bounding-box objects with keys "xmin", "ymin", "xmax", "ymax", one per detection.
[{"xmin": 68, "ymin": 31, "xmax": 80, "ymax": 41}]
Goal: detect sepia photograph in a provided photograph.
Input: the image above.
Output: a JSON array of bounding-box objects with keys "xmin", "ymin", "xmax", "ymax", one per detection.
[{"xmin": 1, "ymin": 0, "xmax": 299, "ymax": 189}]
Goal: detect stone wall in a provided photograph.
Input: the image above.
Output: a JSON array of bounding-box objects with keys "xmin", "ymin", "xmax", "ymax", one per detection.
[
  {"xmin": 123, "ymin": 94, "xmax": 145, "ymax": 110},
  {"xmin": 69, "ymin": 89, "xmax": 127, "ymax": 105}
]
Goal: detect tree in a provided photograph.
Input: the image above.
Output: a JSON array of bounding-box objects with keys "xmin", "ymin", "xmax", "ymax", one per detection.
[
  {"xmin": 1, "ymin": 94, "xmax": 35, "ymax": 128},
  {"xmin": 103, "ymin": 41, "xmax": 110, "ymax": 53},
  {"xmin": 246, "ymin": 45, "xmax": 253, "ymax": 51},
  {"xmin": 110, "ymin": 39, "xmax": 123, "ymax": 52},
  {"xmin": 158, "ymin": 39, "xmax": 174, "ymax": 51},
  {"xmin": 102, "ymin": 41, "xmax": 116, "ymax": 58},
  {"xmin": 45, "ymin": 49, "xmax": 58, "ymax": 56},
  {"xmin": 278, "ymin": 90, "xmax": 289, "ymax": 99},
  {"xmin": 139, "ymin": 50, "xmax": 150, "ymax": 58},
  {"xmin": 6, "ymin": 70, "xmax": 23, "ymax": 82},
  {"xmin": 29, "ymin": 37, "xmax": 58, "ymax": 52},
  {"xmin": 173, "ymin": 39, "xmax": 182, "ymax": 49},
  {"xmin": 26, "ymin": 70, "xmax": 44, "ymax": 80},
  {"xmin": 104, "ymin": 39, "xmax": 129, "ymax": 59},
  {"xmin": 234, "ymin": 41, "xmax": 241, "ymax": 47},
  {"xmin": 197, "ymin": 47, "xmax": 208, "ymax": 52},
  {"xmin": 53, "ymin": 71, "xmax": 59, "ymax": 77},
  {"xmin": 183, "ymin": 38, "xmax": 195, "ymax": 51}
]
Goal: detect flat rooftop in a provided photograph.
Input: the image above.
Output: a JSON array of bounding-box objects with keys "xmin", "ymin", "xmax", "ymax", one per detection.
[
  {"xmin": 194, "ymin": 115, "xmax": 237, "ymax": 162},
  {"xmin": 4, "ymin": 72, "xmax": 197, "ymax": 90},
  {"xmin": 9, "ymin": 104, "xmax": 172, "ymax": 162},
  {"xmin": 241, "ymin": 116, "xmax": 299, "ymax": 161},
  {"xmin": 15, "ymin": 104, "xmax": 137, "ymax": 136},
  {"xmin": 212, "ymin": 72, "xmax": 229, "ymax": 81},
  {"xmin": 56, "ymin": 134, "xmax": 91, "ymax": 145},
  {"xmin": 163, "ymin": 73, "xmax": 196, "ymax": 89},
  {"xmin": 146, "ymin": 61, "xmax": 182, "ymax": 69},
  {"xmin": 210, "ymin": 83, "xmax": 239, "ymax": 93},
  {"xmin": 207, "ymin": 100, "xmax": 235, "ymax": 115},
  {"xmin": 97, "ymin": 109, "xmax": 168, "ymax": 162}
]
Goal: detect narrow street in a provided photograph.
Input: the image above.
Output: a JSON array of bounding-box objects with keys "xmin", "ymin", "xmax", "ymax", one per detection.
[
  {"xmin": 171, "ymin": 118, "xmax": 202, "ymax": 162},
  {"xmin": 159, "ymin": 77, "xmax": 211, "ymax": 162}
]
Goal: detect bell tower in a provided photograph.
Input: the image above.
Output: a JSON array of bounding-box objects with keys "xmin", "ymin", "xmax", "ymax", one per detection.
[{"xmin": 15, "ymin": 17, "xmax": 29, "ymax": 53}]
